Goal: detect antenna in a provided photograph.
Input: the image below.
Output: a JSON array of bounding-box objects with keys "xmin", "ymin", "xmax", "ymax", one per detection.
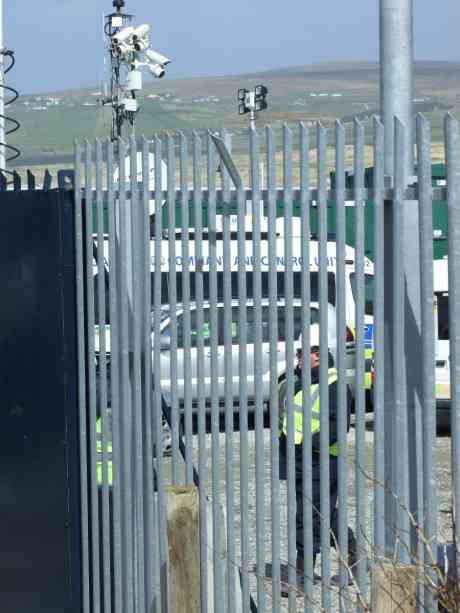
[
  {"xmin": 0, "ymin": 0, "xmax": 20, "ymax": 178},
  {"xmin": 0, "ymin": 0, "xmax": 4, "ymax": 170},
  {"xmin": 102, "ymin": 0, "xmax": 172, "ymax": 141}
]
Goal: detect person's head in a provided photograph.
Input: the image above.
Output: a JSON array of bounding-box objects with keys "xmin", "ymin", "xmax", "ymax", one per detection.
[
  {"xmin": 296, "ymin": 345, "xmax": 320, "ymax": 371},
  {"xmin": 296, "ymin": 345, "xmax": 334, "ymax": 371}
]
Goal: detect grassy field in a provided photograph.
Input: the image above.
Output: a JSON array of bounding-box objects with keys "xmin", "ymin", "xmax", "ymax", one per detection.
[{"xmin": 7, "ymin": 60, "xmax": 460, "ymax": 180}]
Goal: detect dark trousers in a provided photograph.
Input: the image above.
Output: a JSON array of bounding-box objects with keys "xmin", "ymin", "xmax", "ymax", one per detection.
[
  {"xmin": 295, "ymin": 451, "xmax": 336, "ymax": 557},
  {"xmin": 279, "ymin": 435, "xmax": 355, "ymax": 561},
  {"xmin": 295, "ymin": 451, "xmax": 354, "ymax": 560}
]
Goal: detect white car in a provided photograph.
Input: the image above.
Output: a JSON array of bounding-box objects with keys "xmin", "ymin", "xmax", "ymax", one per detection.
[{"xmin": 154, "ymin": 299, "xmax": 341, "ymax": 408}]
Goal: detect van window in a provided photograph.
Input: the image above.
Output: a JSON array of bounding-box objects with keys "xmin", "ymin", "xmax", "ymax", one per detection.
[
  {"xmin": 349, "ymin": 273, "xmax": 374, "ymax": 316},
  {"xmin": 155, "ymin": 271, "xmax": 336, "ymax": 304},
  {"xmin": 436, "ymin": 292, "xmax": 449, "ymax": 340}
]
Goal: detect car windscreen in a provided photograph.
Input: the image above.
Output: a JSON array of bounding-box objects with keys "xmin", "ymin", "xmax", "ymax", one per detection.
[{"xmin": 162, "ymin": 305, "xmax": 321, "ymax": 346}]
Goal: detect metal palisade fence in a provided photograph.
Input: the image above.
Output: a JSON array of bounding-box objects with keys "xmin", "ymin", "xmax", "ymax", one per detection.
[{"xmin": 74, "ymin": 116, "xmax": 459, "ymax": 613}]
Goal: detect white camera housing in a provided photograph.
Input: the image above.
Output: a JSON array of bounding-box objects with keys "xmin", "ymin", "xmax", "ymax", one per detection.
[
  {"xmin": 116, "ymin": 42, "xmax": 133, "ymax": 59},
  {"xmin": 126, "ymin": 69, "xmax": 143, "ymax": 91},
  {"xmin": 148, "ymin": 63, "xmax": 165, "ymax": 78},
  {"xmin": 134, "ymin": 39, "xmax": 149, "ymax": 52},
  {"xmin": 123, "ymin": 98, "xmax": 138, "ymax": 112},
  {"xmin": 132, "ymin": 24, "xmax": 150, "ymax": 41},
  {"xmin": 145, "ymin": 49, "xmax": 171, "ymax": 66},
  {"xmin": 112, "ymin": 25, "xmax": 134, "ymax": 44}
]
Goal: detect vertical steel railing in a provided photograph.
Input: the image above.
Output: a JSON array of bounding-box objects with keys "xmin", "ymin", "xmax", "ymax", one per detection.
[
  {"xmin": 393, "ymin": 120, "xmax": 411, "ymax": 563},
  {"xmin": 84, "ymin": 139, "xmax": 102, "ymax": 613},
  {"xmin": 250, "ymin": 125, "xmax": 266, "ymax": 613},
  {"xmin": 74, "ymin": 117, "xmax": 460, "ymax": 613},
  {"xmin": 95, "ymin": 139, "xmax": 112, "ymax": 613},
  {"xmin": 267, "ymin": 125, "xmax": 281, "ymax": 612},
  {"xmin": 334, "ymin": 120, "xmax": 349, "ymax": 610},
  {"xmin": 207, "ymin": 131, "xmax": 226, "ymax": 613},
  {"xmin": 299, "ymin": 122, "xmax": 314, "ymax": 612},
  {"xmin": 283, "ymin": 123, "xmax": 297, "ymax": 613},
  {"xmin": 353, "ymin": 120, "xmax": 367, "ymax": 604},
  {"xmin": 221, "ymin": 128, "xmax": 237, "ymax": 613},
  {"xmin": 153, "ymin": 135, "xmax": 167, "ymax": 612},
  {"xmin": 180, "ymin": 132, "xmax": 193, "ymax": 484},
  {"xmin": 317, "ymin": 122, "xmax": 332, "ymax": 609},
  {"xmin": 74, "ymin": 141, "xmax": 91, "ymax": 613},
  {"xmin": 191, "ymin": 131, "xmax": 209, "ymax": 613},
  {"xmin": 445, "ymin": 113, "xmax": 460, "ymax": 559},
  {"xmin": 417, "ymin": 114, "xmax": 437, "ymax": 613},
  {"xmin": 373, "ymin": 118, "xmax": 385, "ymax": 561}
]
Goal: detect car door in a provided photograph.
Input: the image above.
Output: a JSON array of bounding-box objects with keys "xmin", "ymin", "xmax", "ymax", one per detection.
[
  {"xmin": 159, "ymin": 308, "xmax": 214, "ymax": 406},
  {"xmin": 230, "ymin": 305, "xmax": 257, "ymax": 401}
]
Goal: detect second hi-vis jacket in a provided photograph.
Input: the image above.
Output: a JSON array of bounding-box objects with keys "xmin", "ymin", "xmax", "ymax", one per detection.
[{"xmin": 278, "ymin": 366, "xmax": 352, "ymax": 458}]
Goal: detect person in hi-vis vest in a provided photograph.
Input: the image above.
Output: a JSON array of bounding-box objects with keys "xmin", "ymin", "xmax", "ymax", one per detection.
[{"xmin": 278, "ymin": 325, "xmax": 357, "ymax": 588}]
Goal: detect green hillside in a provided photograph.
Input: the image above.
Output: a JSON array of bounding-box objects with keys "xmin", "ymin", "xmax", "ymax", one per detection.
[{"xmin": 8, "ymin": 61, "xmax": 460, "ymax": 167}]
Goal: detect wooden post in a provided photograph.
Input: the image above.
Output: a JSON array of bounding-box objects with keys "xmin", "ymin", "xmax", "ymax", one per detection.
[
  {"xmin": 166, "ymin": 486, "xmax": 200, "ymax": 613},
  {"xmin": 372, "ymin": 562, "xmax": 418, "ymax": 613}
]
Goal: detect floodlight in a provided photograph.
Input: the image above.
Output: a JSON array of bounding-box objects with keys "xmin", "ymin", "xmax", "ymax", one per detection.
[
  {"xmin": 255, "ymin": 84, "xmax": 268, "ymax": 98},
  {"xmin": 236, "ymin": 83, "xmax": 268, "ymax": 126},
  {"xmin": 113, "ymin": 0, "xmax": 125, "ymax": 10},
  {"xmin": 145, "ymin": 49, "xmax": 171, "ymax": 66},
  {"xmin": 255, "ymin": 99, "xmax": 267, "ymax": 112}
]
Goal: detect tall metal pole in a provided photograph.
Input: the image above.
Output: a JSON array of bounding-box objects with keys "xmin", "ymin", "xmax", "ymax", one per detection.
[
  {"xmin": 0, "ymin": 0, "xmax": 5, "ymax": 171},
  {"xmin": 380, "ymin": 0, "xmax": 422, "ymax": 562},
  {"xmin": 380, "ymin": 0, "xmax": 414, "ymax": 178}
]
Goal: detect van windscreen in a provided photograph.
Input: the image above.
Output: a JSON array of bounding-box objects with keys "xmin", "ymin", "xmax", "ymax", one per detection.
[{"xmin": 154, "ymin": 271, "xmax": 336, "ymax": 305}]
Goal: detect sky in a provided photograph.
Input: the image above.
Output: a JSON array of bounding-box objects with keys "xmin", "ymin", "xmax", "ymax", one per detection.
[{"xmin": 4, "ymin": 1, "xmax": 460, "ymax": 95}]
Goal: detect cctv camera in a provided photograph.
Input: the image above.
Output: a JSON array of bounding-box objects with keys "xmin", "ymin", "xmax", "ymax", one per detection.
[
  {"xmin": 132, "ymin": 24, "xmax": 150, "ymax": 41},
  {"xmin": 145, "ymin": 49, "xmax": 171, "ymax": 66},
  {"xmin": 147, "ymin": 63, "xmax": 165, "ymax": 78},
  {"xmin": 134, "ymin": 39, "xmax": 149, "ymax": 52},
  {"xmin": 116, "ymin": 41, "xmax": 133, "ymax": 58},
  {"xmin": 112, "ymin": 25, "xmax": 134, "ymax": 45}
]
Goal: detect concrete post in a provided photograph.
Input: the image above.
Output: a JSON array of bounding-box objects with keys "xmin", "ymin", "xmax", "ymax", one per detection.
[
  {"xmin": 166, "ymin": 487, "xmax": 201, "ymax": 613},
  {"xmin": 372, "ymin": 562, "xmax": 418, "ymax": 613}
]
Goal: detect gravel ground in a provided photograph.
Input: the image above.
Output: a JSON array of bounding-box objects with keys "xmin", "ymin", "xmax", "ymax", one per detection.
[{"xmin": 164, "ymin": 412, "xmax": 453, "ymax": 612}]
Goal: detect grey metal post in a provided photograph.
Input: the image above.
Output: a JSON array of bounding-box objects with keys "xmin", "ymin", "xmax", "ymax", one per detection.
[
  {"xmin": 379, "ymin": 0, "xmax": 414, "ymax": 178},
  {"xmin": 380, "ymin": 0, "xmax": 422, "ymax": 561}
]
